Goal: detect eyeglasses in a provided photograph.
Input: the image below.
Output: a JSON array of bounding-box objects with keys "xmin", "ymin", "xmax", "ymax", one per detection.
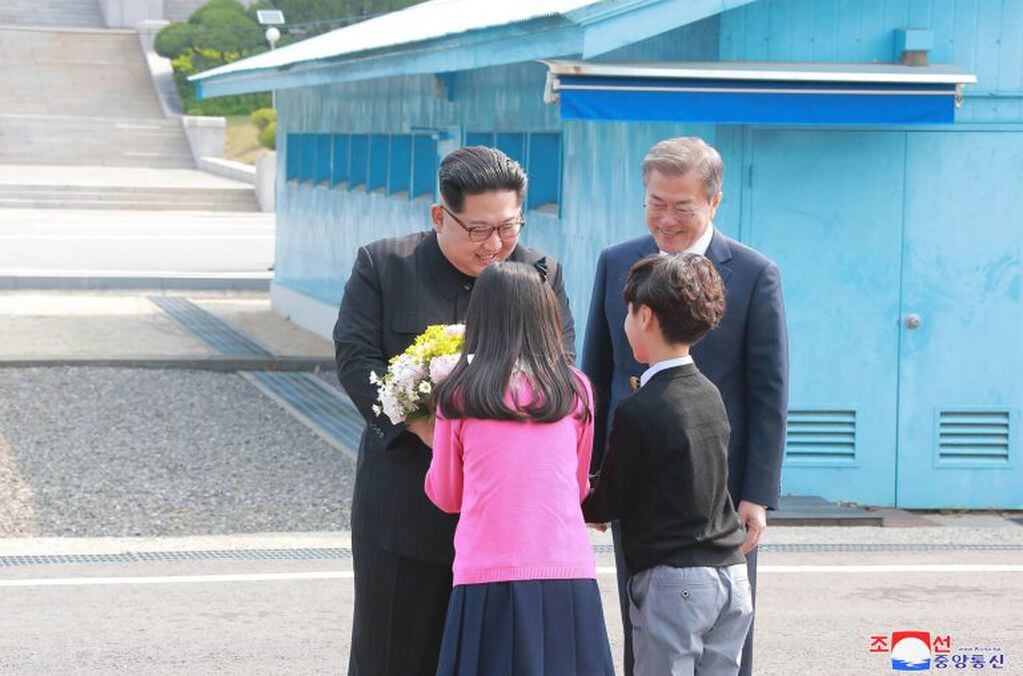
[
  {"xmin": 644, "ymin": 202, "xmax": 704, "ymax": 220},
  {"xmin": 441, "ymin": 205, "xmax": 525, "ymax": 243}
]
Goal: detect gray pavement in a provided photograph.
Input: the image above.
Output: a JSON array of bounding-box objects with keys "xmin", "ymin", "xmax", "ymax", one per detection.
[
  {"xmin": 0, "ymin": 209, "xmax": 273, "ymax": 276},
  {"xmin": 1, "ymin": 283, "xmax": 1021, "ymax": 674},
  {"xmin": 0, "ymin": 532, "xmax": 1020, "ymax": 675},
  {"xmin": 0, "ymin": 292, "xmax": 333, "ymax": 362}
]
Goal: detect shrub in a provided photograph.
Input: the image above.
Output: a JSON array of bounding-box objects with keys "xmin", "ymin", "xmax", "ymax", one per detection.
[
  {"xmin": 250, "ymin": 108, "xmax": 276, "ymax": 131},
  {"xmin": 154, "ymin": 21, "xmax": 195, "ymax": 58},
  {"xmin": 190, "ymin": 0, "xmax": 248, "ymax": 24},
  {"xmin": 260, "ymin": 121, "xmax": 277, "ymax": 150},
  {"xmin": 191, "ymin": 9, "xmax": 263, "ymax": 53}
]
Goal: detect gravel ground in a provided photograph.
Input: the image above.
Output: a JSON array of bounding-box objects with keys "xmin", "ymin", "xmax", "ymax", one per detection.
[{"xmin": 0, "ymin": 367, "xmax": 356, "ymax": 537}]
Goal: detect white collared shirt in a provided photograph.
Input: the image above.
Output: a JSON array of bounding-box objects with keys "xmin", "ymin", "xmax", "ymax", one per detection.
[
  {"xmin": 660, "ymin": 223, "xmax": 714, "ymax": 257},
  {"xmin": 639, "ymin": 355, "xmax": 694, "ymax": 388}
]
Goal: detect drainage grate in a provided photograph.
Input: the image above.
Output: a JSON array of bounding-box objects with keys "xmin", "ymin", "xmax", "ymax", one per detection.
[
  {"xmin": 148, "ymin": 296, "xmax": 273, "ymax": 358},
  {"xmin": 242, "ymin": 372, "xmax": 364, "ymax": 459},
  {"xmin": 592, "ymin": 543, "xmax": 1023, "ymax": 554},
  {"xmin": 0, "ymin": 548, "xmax": 352, "ymax": 568},
  {"xmin": 5, "ymin": 543, "xmax": 1023, "ymax": 568}
]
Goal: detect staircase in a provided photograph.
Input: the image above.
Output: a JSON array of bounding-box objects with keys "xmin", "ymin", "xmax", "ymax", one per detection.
[
  {"xmin": 0, "ymin": 183, "xmax": 259, "ymax": 211},
  {"xmin": 0, "ymin": 115, "xmax": 194, "ymax": 168},
  {"xmin": 0, "ymin": 26, "xmax": 194, "ymax": 168},
  {"xmin": 0, "ymin": 10, "xmax": 261, "ymax": 215},
  {"xmin": 0, "ymin": 0, "xmax": 104, "ymax": 28}
]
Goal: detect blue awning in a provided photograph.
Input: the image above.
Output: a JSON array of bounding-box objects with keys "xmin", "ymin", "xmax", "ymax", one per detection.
[{"xmin": 543, "ymin": 61, "xmax": 977, "ymax": 126}]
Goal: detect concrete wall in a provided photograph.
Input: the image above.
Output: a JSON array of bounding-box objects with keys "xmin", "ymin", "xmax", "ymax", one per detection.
[
  {"xmin": 181, "ymin": 116, "xmax": 226, "ymax": 165},
  {"xmin": 99, "ymin": 0, "xmax": 163, "ymax": 28}
]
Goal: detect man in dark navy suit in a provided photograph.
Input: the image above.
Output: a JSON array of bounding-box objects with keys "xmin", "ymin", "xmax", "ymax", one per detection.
[{"xmin": 582, "ymin": 137, "xmax": 788, "ymax": 676}]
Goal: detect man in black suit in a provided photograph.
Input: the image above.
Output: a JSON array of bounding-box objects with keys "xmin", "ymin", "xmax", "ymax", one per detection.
[
  {"xmin": 334, "ymin": 146, "xmax": 574, "ymax": 675},
  {"xmin": 582, "ymin": 137, "xmax": 788, "ymax": 676}
]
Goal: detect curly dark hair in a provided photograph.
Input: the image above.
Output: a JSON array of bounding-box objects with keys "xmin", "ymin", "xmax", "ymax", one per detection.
[{"xmin": 623, "ymin": 254, "xmax": 726, "ymax": 345}]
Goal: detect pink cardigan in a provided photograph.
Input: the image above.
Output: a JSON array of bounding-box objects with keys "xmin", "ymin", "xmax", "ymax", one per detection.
[{"xmin": 424, "ymin": 374, "xmax": 597, "ymax": 586}]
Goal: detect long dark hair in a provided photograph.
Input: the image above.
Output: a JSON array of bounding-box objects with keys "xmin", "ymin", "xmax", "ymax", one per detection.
[{"xmin": 432, "ymin": 262, "xmax": 589, "ymax": 423}]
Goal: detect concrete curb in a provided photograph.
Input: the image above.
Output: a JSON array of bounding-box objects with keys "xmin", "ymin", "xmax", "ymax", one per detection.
[
  {"xmin": 0, "ymin": 357, "xmax": 336, "ymax": 372},
  {"xmin": 0, "ymin": 275, "xmax": 272, "ymax": 291}
]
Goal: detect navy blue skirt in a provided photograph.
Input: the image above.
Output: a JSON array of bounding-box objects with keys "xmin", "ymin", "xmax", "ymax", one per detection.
[{"xmin": 436, "ymin": 578, "xmax": 615, "ymax": 676}]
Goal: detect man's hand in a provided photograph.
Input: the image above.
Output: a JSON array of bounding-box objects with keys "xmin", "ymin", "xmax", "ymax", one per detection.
[
  {"xmin": 737, "ymin": 500, "xmax": 767, "ymax": 555},
  {"xmin": 407, "ymin": 417, "xmax": 435, "ymax": 448},
  {"xmin": 587, "ymin": 522, "xmax": 609, "ymax": 532}
]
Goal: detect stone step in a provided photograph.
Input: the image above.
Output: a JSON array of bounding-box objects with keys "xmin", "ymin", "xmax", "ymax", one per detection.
[
  {"xmin": 0, "ymin": 197, "xmax": 257, "ymax": 211},
  {"xmin": 0, "ymin": 114, "xmax": 197, "ymax": 168},
  {"xmin": 0, "ymin": 0, "xmax": 104, "ymax": 28},
  {"xmin": 0, "ymin": 184, "xmax": 256, "ymax": 200},
  {"xmin": 0, "ymin": 187, "xmax": 255, "ymax": 205},
  {"xmin": 0, "ymin": 152, "xmax": 196, "ymax": 169},
  {"xmin": 0, "ymin": 28, "xmax": 164, "ymax": 118},
  {"xmin": 0, "ymin": 183, "xmax": 259, "ymax": 211}
]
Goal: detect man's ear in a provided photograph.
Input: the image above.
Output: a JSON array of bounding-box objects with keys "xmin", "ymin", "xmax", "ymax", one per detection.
[
  {"xmin": 708, "ymin": 191, "xmax": 723, "ymax": 218},
  {"xmin": 639, "ymin": 305, "xmax": 655, "ymax": 332},
  {"xmin": 430, "ymin": 204, "xmax": 444, "ymax": 232}
]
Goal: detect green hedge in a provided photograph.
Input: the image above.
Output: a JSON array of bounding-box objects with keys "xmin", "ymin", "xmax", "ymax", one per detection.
[{"xmin": 260, "ymin": 121, "xmax": 277, "ymax": 150}]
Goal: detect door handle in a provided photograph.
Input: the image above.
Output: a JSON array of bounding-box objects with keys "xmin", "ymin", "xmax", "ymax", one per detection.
[{"xmin": 905, "ymin": 314, "xmax": 922, "ymax": 330}]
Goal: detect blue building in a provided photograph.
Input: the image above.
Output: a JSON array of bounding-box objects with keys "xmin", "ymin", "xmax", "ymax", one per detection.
[{"xmin": 193, "ymin": 0, "xmax": 1022, "ymax": 509}]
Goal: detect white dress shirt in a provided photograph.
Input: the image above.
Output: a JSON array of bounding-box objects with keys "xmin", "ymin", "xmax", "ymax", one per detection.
[{"xmin": 639, "ymin": 355, "xmax": 694, "ymax": 389}]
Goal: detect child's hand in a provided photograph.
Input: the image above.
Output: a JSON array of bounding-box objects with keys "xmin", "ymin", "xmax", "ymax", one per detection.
[
  {"xmin": 737, "ymin": 500, "xmax": 767, "ymax": 554},
  {"xmin": 587, "ymin": 522, "xmax": 609, "ymax": 532},
  {"xmin": 407, "ymin": 417, "xmax": 435, "ymax": 448}
]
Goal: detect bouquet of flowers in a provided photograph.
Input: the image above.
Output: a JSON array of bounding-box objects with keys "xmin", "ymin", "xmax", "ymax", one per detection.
[{"xmin": 371, "ymin": 324, "xmax": 465, "ymax": 425}]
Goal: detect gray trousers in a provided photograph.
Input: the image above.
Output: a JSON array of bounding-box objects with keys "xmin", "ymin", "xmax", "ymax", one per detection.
[
  {"xmin": 628, "ymin": 564, "xmax": 753, "ymax": 676},
  {"xmin": 613, "ymin": 525, "xmax": 759, "ymax": 676}
]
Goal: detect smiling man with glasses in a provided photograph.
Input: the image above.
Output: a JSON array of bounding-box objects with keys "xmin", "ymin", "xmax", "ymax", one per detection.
[{"xmin": 333, "ymin": 145, "xmax": 574, "ymax": 676}]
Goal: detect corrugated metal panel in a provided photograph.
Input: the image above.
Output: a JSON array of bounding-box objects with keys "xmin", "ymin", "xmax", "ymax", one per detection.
[
  {"xmin": 719, "ymin": 0, "xmax": 1023, "ymax": 122},
  {"xmin": 195, "ymin": 0, "xmax": 601, "ymax": 81}
]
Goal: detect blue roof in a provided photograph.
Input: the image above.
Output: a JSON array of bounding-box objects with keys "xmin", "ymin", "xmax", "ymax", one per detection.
[{"xmin": 192, "ymin": 0, "xmax": 759, "ymax": 98}]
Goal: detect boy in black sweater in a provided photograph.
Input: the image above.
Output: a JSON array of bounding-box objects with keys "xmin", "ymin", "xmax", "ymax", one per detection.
[{"xmin": 583, "ymin": 253, "xmax": 752, "ymax": 676}]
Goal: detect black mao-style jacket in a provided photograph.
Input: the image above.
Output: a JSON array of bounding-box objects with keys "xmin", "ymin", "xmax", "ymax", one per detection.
[{"xmin": 333, "ymin": 230, "xmax": 575, "ymax": 563}]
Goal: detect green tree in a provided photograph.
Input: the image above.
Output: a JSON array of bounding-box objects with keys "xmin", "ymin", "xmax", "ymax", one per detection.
[{"xmin": 157, "ymin": 0, "xmax": 425, "ymax": 116}]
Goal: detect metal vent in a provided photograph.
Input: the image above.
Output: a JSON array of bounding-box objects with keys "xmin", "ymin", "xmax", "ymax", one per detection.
[
  {"xmin": 0, "ymin": 548, "xmax": 352, "ymax": 568},
  {"xmin": 938, "ymin": 410, "xmax": 1010, "ymax": 464},
  {"xmin": 784, "ymin": 409, "xmax": 856, "ymax": 463}
]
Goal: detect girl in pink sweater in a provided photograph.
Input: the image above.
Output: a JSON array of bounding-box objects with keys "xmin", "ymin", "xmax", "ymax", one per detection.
[{"xmin": 425, "ymin": 261, "xmax": 614, "ymax": 675}]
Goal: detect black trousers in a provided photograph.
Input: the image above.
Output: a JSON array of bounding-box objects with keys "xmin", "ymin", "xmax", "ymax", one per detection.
[
  {"xmin": 612, "ymin": 524, "xmax": 758, "ymax": 676},
  {"xmin": 349, "ymin": 536, "xmax": 453, "ymax": 676}
]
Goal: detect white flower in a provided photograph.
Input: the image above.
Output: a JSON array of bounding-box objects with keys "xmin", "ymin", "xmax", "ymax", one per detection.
[
  {"xmin": 443, "ymin": 324, "xmax": 466, "ymax": 338},
  {"xmin": 418, "ymin": 381, "xmax": 432, "ymax": 394},
  {"xmin": 429, "ymin": 353, "xmax": 460, "ymax": 382},
  {"xmin": 369, "ymin": 371, "xmax": 380, "ymax": 385}
]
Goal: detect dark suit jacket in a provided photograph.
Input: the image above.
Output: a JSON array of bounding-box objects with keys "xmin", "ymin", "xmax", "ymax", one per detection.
[
  {"xmin": 581, "ymin": 230, "xmax": 788, "ymax": 510},
  {"xmin": 334, "ymin": 230, "xmax": 575, "ymax": 564}
]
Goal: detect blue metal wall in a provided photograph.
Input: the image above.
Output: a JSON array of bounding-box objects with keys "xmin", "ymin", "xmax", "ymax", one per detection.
[
  {"xmin": 717, "ymin": 0, "xmax": 1023, "ymax": 508},
  {"xmin": 275, "ymin": 0, "xmax": 1022, "ymax": 507},
  {"xmin": 719, "ymin": 0, "xmax": 1023, "ymax": 123}
]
